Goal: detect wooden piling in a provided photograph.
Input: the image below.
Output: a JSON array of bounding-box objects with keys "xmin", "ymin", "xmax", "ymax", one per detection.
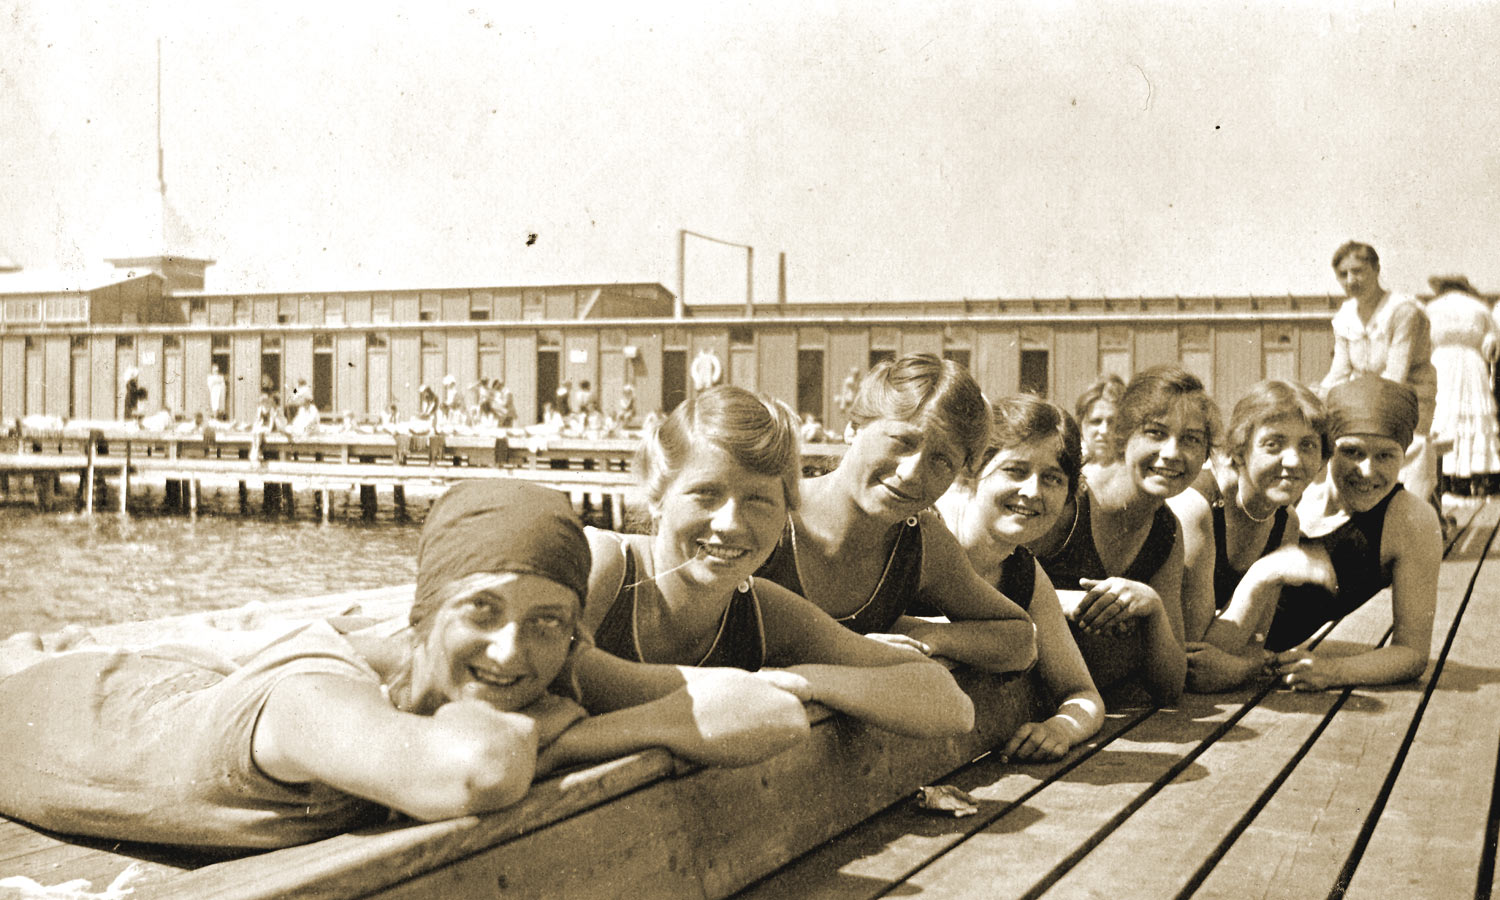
[
  {"xmin": 118, "ymin": 440, "xmax": 131, "ymax": 515},
  {"xmin": 189, "ymin": 478, "xmax": 198, "ymax": 518}
]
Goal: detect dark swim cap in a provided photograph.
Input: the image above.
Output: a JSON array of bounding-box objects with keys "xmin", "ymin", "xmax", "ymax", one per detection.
[
  {"xmin": 1325, "ymin": 376, "xmax": 1418, "ymax": 450},
  {"xmin": 412, "ymin": 480, "xmax": 591, "ymax": 628}
]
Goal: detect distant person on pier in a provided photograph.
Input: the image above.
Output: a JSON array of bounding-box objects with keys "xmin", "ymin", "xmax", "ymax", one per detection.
[
  {"xmin": 206, "ymin": 364, "xmax": 227, "ymax": 421},
  {"xmin": 583, "ymin": 384, "xmax": 976, "ymax": 738},
  {"xmin": 1075, "ymin": 374, "xmax": 1126, "ymax": 482},
  {"xmin": 494, "ymin": 379, "xmax": 517, "ymax": 428},
  {"xmin": 1424, "ymin": 275, "xmax": 1500, "ymax": 497},
  {"xmin": 1195, "ymin": 376, "xmax": 1441, "ymax": 692},
  {"xmin": 555, "ymin": 380, "xmax": 573, "ymax": 417},
  {"xmin": 415, "ymin": 384, "xmax": 439, "ymax": 432},
  {"xmin": 755, "ymin": 354, "xmax": 1037, "ymax": 675},
  {"xmin": 574, "ymin": 380, "xmax": 595, "ymax": 415},
  {"xmin": 0, "ymin": 480, "xmax": 812, "ymax": 849},
  {"xmin": 121, "ymin": 367, "xmax": 147, "ymax": 426},
  {"xmin": 616, "ymin": 383, "xmax": 637, "ymax": 428},
  {"xmin": 936, "ymin": 395, "xmax": 1104, "ymax": 760},
  {"xmin": 1320, "ymin": 241, "xmax": 1438, "ymax": 512},
  {"xmin": 287, "ymin": 396, "xmax": 320, "ymax": 437}
]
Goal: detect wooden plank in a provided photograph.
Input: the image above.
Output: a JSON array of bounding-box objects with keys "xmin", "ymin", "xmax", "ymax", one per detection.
[
  {"xmin": 1192, "ymin": 507, "xmax": 1497, "ymax": 900},
  {"xmin": 734, "ymin": 706, "xmax": 1151, "ymax": 900},
  {"xmin": 1341, "ymin": 514, "xmax": 1500, "ymax": 898},
  {"xmin": 867, "ymin": 688, "xmax": 1258, "ymax": 900}
]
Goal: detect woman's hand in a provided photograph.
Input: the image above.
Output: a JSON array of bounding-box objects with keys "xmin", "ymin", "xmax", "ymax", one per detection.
[
  {"xmin": 1272, "ymin": 650, "xmax": 1338, "ymax": 691},
  {"xmin": 522, "ymin": 693, "xmax": 588, "ymax": 748},
  {"xmin": 1074, "ymin": 578, "xmax": 1160, "ymax": 634},
  {"xmin": 862, "ymin": 633, "xmax": 933, "ymax": 657},
  {"xmin": 1186, "ymin": 641, "xmax": 1265, "ymax": 693},
  {"xmin": 1001, "ymin": 720, "xmax": 1073, "ymax": 762}
]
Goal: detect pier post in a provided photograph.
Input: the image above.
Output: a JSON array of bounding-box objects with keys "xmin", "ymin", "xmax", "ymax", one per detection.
[
  {"xmin": 36, "ymin": 473, "xmax": 53, "ymax": 510},
  {"xmin": 189, "ymin": 478, "xmax": 198, "ymax": 519},
  {"xmin": 118, "ymin": 441, "xmax": 131, "ymax": 516},
  {"xmin": 238, "ymin": 481, "xmax": 249, "ymax": 514},
  {"xmin": 85, "ymin": 434, "xmax": 96, "ymax": 515},
  {"xmin": 393, "ymin": 485, "xmax": 407, "ymax": 521},
  {"xmin": 321, "ymin": 489, "xmax": 330, "ymax": 523},
  {"xmin": 360, "ymin": 484, "xmax": 378, "ymax": 520}
]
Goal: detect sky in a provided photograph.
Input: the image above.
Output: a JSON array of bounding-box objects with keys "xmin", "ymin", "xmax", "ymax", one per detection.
[{"xmin": 2, "ymin": 0, "xmax": 1497, "ymax": 304}]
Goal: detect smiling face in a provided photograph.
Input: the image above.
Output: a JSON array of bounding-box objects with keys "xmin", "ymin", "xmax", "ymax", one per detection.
[
  {"xmin": 651, "ymin": 442, "xmax": 788, "ymax": 591},
  {"xmin": 1123, "ymin": 402, "xmax": 1210, "ymax": 500},
  {"xmin": 1081, "ymin": 399, "xmax": 1118, "ymax": 464},
  {"xmin": 1329, "ymin": 434, "xmax": 1404, "ymax": 512},
  {"xmin": 1237, "ymin": 414, "xmax": 1323, "ymax": 512},
  {"xmin": 843, "ymin": 413, "xmax": 964, "ymax": 520},
  {"xmin": 972, "ymin": 436, "xmax": 1071, "ymax": 545},
  {"xmin": 416, "ymin": 572, "xmax": 579, "ymax": 714}
]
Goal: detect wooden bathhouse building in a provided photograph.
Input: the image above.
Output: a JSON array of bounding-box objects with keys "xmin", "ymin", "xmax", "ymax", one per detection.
[{"xmin": 0, "ymin": 251, "xmax": 1345, "ymax": 429}]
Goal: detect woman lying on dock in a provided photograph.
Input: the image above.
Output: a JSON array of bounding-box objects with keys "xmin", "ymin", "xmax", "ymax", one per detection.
[
  {"xmin": 0, "ymin": 480, "xmax": 810, "ymax": 849},
  {"xmin": 1168, "ymin": 381, "xmax": 1330, "ymax": 689},
  {"xmin": 583, "ymin": 384, "xmax": 977, "ymax": 738},
  {"xmin": 1029, "ymin": 365, "xmax": 1215, "ymax": 705},
  {"xmin": 754, "ymin": 354, "xmax": 1037, "ymax": 673},
  {"xmin": 936, "ymin": 395, "xmax": 1104, "ymax": 761},
  {"xmin": 1195, "ymin": 376, "xmax": 1442, "ymax": 692}
]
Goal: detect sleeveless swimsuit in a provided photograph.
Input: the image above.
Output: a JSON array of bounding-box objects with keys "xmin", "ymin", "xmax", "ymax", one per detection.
[
  {"xmin": 593, "ymin": 541, "xmax": 767, "ymax": 671},
  {"xmin": 755, "ymin": 515, "xmax": 924, "ymax": 634},
  {"xmin": 1037, "ymin": 488, "xmax": 1178, "ymax": 588},
  {"xmin": 1210, "ymin": 501, "xmax": 1289, "ymax": 611},
  {"xmin": 996, "ymin": 545, "xmax": 1038, "ymax": 612},
  {"xmin": 1264, "ymin": 486, "xmax": 1403, "ymax": 652}
]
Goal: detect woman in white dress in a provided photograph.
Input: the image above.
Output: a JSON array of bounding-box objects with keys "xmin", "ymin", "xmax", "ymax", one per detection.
[{"xmin": 1426, "ymin": 275, "xmax": 1500, "ymax": 495}]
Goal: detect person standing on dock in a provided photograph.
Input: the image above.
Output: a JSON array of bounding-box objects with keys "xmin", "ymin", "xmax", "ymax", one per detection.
[
  {"xmin": 121, "ymin": 367, "xmax": 147, "ymax": 426},
  {"xmin": 206, "ymin": 364, "xmax": 227, "ymax": 421}
]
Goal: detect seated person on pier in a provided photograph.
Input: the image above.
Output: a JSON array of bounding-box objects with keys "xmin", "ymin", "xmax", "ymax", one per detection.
[
  {"xmin": 755, "ymin": 354, "xmax": 1036, "ymax": 675},
  {"xmin": 584, "ymin": 385, "xmax": 977, "ymax": 739},
  {"xmin": 936, "ymin": 395, "xmax": 1104, "ymax": 760},
  {"xmin": 1195, "ymin": 376, "xmax": 1441, "ymax": 692},
  {"xmin": 0, "ymin": 481, "xmax": 810, "ymax": 850},
  {"xmin": 1029, "ymin": 366, "xmax": 1215, "ymax": 705}
]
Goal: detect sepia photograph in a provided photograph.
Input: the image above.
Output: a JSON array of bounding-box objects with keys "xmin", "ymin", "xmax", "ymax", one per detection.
[{"xmin": 0, "ymin": 1, "xmax": 1497, "ymax": 896}]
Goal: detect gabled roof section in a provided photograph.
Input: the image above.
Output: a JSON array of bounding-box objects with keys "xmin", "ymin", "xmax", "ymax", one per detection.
[{"xmin": 0, "ymin": 267, "xmax": 162, "ymax": 296}]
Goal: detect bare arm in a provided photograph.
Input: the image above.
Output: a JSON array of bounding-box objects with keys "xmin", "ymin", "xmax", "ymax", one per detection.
[
  {"xmin": 1167, "ymin": 487, "xmax": 1217, "ymax": 642},
  {"xmin": 759, "ymin": 581, "xmax": 975, "ymax": 737},
  {"xmin": 540, "ymin": 648, "xmax": 810, "ymax": 772},
  {"xmin": 1321, "ymin": 332, "xmax": 1353, "ymax": 393},
  {"xmin": 253, "ymin": 675, "xmax": 539, "ymax": 822},
  {"xmin": 1274, "ymin": 492, "xmax": 1440, "ymax": 690},
  {"xmin": 1002, "ymin": 564, "xmax": 1103, "ymax": 761},
  {"xmin": 1074, "ymin": 528, "xmax": 1188, "ymax": 704},
  {"xmin": 901, "ymin": 513, "xmax": 1037, "ymax": 673}
]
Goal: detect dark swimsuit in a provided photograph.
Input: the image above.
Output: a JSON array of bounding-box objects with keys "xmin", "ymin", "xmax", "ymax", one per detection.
[
  {"xmin": 1263, "ymin": 486, "xmax": 1402, "ymax": 652},
  {"xmin": 996, "ymin": 546, "xmax": 1038, "ymax": 612},
  {"xmin": 1210, "ymin": 501, "xmax": 1289, "ymax": 611},
  {"xmin": 593, "ymin": 541, "xmax": 767, "ymax": 671},
  {"xmin": 755, "ymin": 516, "xmax": 924, "ymax": 634},
  {"xmin": 1037, "ymin": 488, "xmax": 1178, "ymax": 589}
]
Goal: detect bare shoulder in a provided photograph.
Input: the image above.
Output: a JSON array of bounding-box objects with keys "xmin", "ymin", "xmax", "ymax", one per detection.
[{"xmin": 1385, "ymin": 490, "xmax": 1442, "ymax": 554}]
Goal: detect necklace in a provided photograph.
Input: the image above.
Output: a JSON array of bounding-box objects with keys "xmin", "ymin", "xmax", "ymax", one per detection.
[{"xmin": 1234, "ymin": 486, "xmax": 1278, "ymax": 523}]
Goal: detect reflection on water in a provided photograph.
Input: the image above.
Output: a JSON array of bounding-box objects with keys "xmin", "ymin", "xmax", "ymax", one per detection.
[{"xmin": 0, "ymin": 506, "xmax": 419, "ymax": 636}]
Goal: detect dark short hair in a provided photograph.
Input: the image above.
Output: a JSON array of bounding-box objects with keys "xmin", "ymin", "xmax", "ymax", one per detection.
[
  {"xmin": 1113, "ymin": 365, "xmax": 1220, "ymax": 455},
  {"xmin": 847, "ymin": 353, "xmax": 991, "ymax": 470},
  {"xmin": 970, "ymin": 394, "xmax": 1083, "ymax": 498},
  {"xmin": 1331, "ymin": 241, "xmax": 1379, "ymax": 272},
  {"xmin": 1223, "ymin": 380, "xmax": 1331, "ymax": 465}
]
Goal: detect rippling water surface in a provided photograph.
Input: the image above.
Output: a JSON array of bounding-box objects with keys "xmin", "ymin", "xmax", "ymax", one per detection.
[{"xmin": 0, "ymin": 506, "xmax": 419, "ymax": 636}]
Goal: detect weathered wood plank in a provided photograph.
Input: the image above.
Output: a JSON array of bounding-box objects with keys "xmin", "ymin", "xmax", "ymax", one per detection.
[
  {"xmin": 1191, "ymin": 507, "xmax": 1497, "ymax": 900},
  {"xmin": 732, "ymin": 706, "xmax": 1152, "ymax": 900},
  {"xmin": 1341, "ymin": 514, "xmax": 1500, "ymax": 898}
]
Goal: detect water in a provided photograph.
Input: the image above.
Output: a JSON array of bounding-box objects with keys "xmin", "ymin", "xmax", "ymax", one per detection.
[{"xmin": 0, "ymin": 506, "xmax": 419, "ymax": 637}]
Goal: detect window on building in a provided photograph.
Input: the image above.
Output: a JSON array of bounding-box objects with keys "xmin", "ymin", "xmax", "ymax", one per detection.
[
  {"xmin": 797, "ymin": 349, "xmax": 825, "ymax": 420},
  {"xmin": 1019, "ymin": 349, "xmax": 1049, "ymax": 398}
]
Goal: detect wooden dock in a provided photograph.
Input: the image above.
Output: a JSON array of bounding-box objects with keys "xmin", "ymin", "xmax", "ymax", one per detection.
[
  {"xmin": 0, "ymin": 424, "xmax": 850, "ymax": 525},
  {"xmin": 0, "ymin": 499, "xmax": 1493, "ymax": 899}
]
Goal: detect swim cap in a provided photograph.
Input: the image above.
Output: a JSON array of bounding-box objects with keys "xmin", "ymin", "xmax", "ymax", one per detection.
[
  {"xmin": 412, "ymin": 480, "xmax": 591, "ymax": 627},
  {"xmin": 1325, "ymin": 376, "xmax": 1418, "ymax": 450}
]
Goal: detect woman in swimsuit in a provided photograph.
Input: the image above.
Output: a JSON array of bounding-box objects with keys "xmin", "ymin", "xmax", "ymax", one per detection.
[
  {"xmin": 936, "ymin": 395, "xmax": 1103, "ymax": 761},
  {"xmin": 1200, "ymin": 376, "xmax": 1441, "ymax": 692},
  {"xmin": 753, "ymin": 353, "xmax": 1036, "ymax": 674},
  {"xmin": 0, "ymin": 481, "xmax": 810, "ymax": 849},
  {"xmin": 1168, "ymin": 380, "xmax": 1329, "ymax": 652},
  {"xmin": 1029, "ymin": 365, "xmax": 1217, "ymax": 704},
  {"xmin": 582, "ymin": 384, "xmax": 976, "ymax": 738}
]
